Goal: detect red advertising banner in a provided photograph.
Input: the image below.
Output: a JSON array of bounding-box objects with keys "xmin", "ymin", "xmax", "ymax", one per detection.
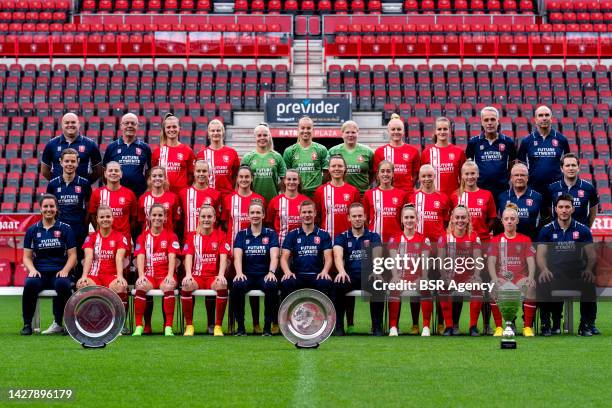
[
  {"xmin": 592, "ymin": 215, "xmax": 612, "ymax": 238},
  {"xmin": 0, "ymin": 213, "xmax": 41, "ymax": 264}
]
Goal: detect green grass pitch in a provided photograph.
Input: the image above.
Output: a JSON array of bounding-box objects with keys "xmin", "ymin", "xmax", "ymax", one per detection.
[{"xmin": 0, "ymin": 296, "xmax": 610, "ymax": 407}]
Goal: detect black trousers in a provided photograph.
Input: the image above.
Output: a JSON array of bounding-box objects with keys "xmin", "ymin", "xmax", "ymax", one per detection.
[{"xmin": 22, "ymin": 274, "xmax": 73, "ymax": 325}]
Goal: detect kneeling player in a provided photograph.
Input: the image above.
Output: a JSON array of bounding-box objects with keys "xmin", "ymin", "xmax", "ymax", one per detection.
[
  {"xmin": 181, "ymin": 204, "xmax": 229, "ymax": 337},
  {"xmin": 77, "ymin": 206, "xmax": 129, "ymax": 311},
  {"xmin": 387, "ymin": 205, "xmax": 433, "ymax": 336},
  {"xmin": 133, "ymin": 204, "xmax": 181, "ymax": 336},
  {"xmin": 488, "ymin": 203, "xmax": 537, "ymax": 337},
  {"xmin": 332, "ymin": 203, "xmax": 383, "ymax": 336}
]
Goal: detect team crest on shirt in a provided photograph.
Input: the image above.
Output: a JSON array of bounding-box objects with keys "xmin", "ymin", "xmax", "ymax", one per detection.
[
  {"xmin": 343, "ymin": 193, "xmax": 350, "ymax": 201},
  {"xmin": 499, "ymin": 144, "xmax": 506, "ymax": 152},
  {"xmin": 357, "ymin": 155, "xmax": 364, "ymax": 163},
  {"xmin": 57, "ymin": 187, "xmax": 62, "ymax": 192},
  {"xmin": 552, "ymin": 139, "xmax": 559, "ymax": 147},
  {"xmin": 262, "ymin": 237, "xmax": 270, "ymax": 244},
  {"xmin": 163, "ymin": 203, "xmax": 170, "ymax": 209},
  {"xmin": 392, "ymin": 197, "xmax": 399, "ymax": 204},
  {"xmin": 480, "ymin": 145, "xmax": 484, "ymax": 150},
  {"xmin": 553, "ymin": 234, "xmax": 557, "ymax": 239},
  {"xmin": 211, "ymin": 242, "xmax": 218, "ymax": 250},
  {"xmin": 37, "ymin": 233, "xmax": 41, "ymax": 238},
  {"xmin": 79, "ymin": 145, "xmax": 85, "ymax": 153},
  {"xmin": 57, "ymin": 146, "xmax": 62, "ymax": 152},
  {"xmin": 578, "ymin": 190, "xmax": 584, "ymax": 198},
  {"xmin": 348, "ymin": 242, "xmax": 352, "ymax": 248},
  {"xmin": 246, "ymin": 239, "xmax": 250, "ymax": 245},
  {"xmin": 110, "ymin": 240, "xmax": 116, "ymax": 248},
  {"xmin": 75, "ymin": 186, "xmax": 81, "ymax": 193},
  {"xmin": 136, "ymin": 148, "xmax": 142, "ymax": 155},
  {"xmin": 403, "ymin": 153, "xmax": 409, "ymax": 160},
  {"xmin": 118, "ymin": 149, "xmax": 122, "ymax": 154},
  {"xmin": 449, "ymin": 153, "xmax": 455, "ymax": 160},
  {"xmin": 516, "ymin": 245, "xmax": 522, "ymax": 251},
  {"xmin": 314, "ymin": 236, "xmax": 321, "ymax": 244},
  {"xmin": 297, "ymin": 238, "xmax": 301, "ymax": 243},
  {"xmin": 269, "ymin": 158, "xmax": 276, "ymax": 165},
  {"xmin": 119, "ymin": 197, "xmax": 126, "ymax": 204},
  {"xmin": 54, "ymin": 231, "xmax": 61, "ymax": 238},
  {"xmin": 534, "ymin": 141, "xmax": 538, "ymax": 146},
  {"xmin": 477, "ymin": 198, "xmax": 484, "ymax": 205},
  {"xmin": 311, "ymin": 152, "xmax": 318, "ymax": 160},
  {"xmin": 573, "ymin": 231, "xmax": 580, "ymax": 239},
  {"xmin": 223, "ymin": 155, "xmax": 230, "ymax": 163},
  {"xmin": 204, "ymin": 197, "xmax": 211, "ymax": 204},
  {"xmin": 161, "ymin": 240, "xmax": 167, "ymax": 248},
  {"xmin": 434, "ymin": 201, "xmax": 440, "ymax": 208},
  {"xmin": 177, "ymin": 153, "xmax": 184, "ymax": 160},
  {"xmin": 526, "ymin": 199, "xmax": 533, "ymax": 206}
]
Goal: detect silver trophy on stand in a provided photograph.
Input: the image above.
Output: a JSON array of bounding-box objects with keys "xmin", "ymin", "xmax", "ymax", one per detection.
[{"xmin": 496, "ymin": 281, "xmax": 522, "ymax": 349}]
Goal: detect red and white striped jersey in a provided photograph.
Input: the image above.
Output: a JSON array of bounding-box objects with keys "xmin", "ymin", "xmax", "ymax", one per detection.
[
  {"xmin": 88, "ymin": 186, "xmax": 137, "ymax": 239},
  {"xmin": 409, "ymin": 190, "xmax": 451, "ymax": 242},
  {"xmin": 179, "ymin": 186, "xmax": 222, "ymax": 235},
  {"xmin": 421, "ymin": 144, "xmax": 466, "ymax": 198},
  {"xmin": 450, "ymin": 189, "xmax": 497, "ymax": 242},
  {"xmin": 489, "ymin": 233, "xmax": 535, "ymax": 280},
  {"xmin": 373, "ymin": 143, "xmax": 420, "ymax": 195},
  {"xmin": 266, "ymin": 193, "xmax": 309, "ymax": 245},
  {"xmin": 138, "ymin": 190, "xmax": 181, "ymax": 231},
  {"xmin": 388, "ymin": 231, "xmax": 431, "ymax": 277},
  {"xmin": 363, "ymin": 187, "xmax": 408, "ymax": 242},
  {"xmin": 134, "ymin": 229, "xmax": 180, "ymax": 278},
  {"xmin": 314, "ymin": 182, "xmax": 361, "ymax": 238},
  {"xmin": 152, "ymin": 144, "xmax": 195, "ymax": 195},
  {"xmin": 183, "ymin": 229, "xmax": 230, "ymax": 277},
  {"xmin": 196, "ymin": 145, "xmax": 240, "ymax": 196},
  {"xmin": 220, "ymin": 192, "xmax": 266, "ymax": 248},
  {"xmin": 82, "ymin": 230, "xmax": 129, "ymax": 277}
]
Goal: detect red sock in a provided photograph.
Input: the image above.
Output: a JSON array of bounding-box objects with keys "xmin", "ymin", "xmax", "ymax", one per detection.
[
  {"xmin": 181, "ymin": 290, "xmax": 194, "ymax": 325},
  {"xmin": 491, "ymin": 302, "xmax": 503, "ymax": 327},
  {"xmin": 215, "ymin": 289, "xmax": 228, "ymax": 326},
  {"xmin": 134, "ymin": 290, "xmax": 147, "ymax": 327},
  {"xmin": 440, "ymin": 300, "xmax": 453, "ymax": 327},
  {"xmin": 524, "ymin": 301, "xmax": 536, "ymax": 328},
  {"xmin": 388, "ymin": 299, "xmax": 400, "ymax": 328},
  {"xmin": 469, "ymin": 300, "xmax": 482, "ymax": 328},
  {"xmin": 421, "ymin": 300, "xmax": 433, "ymax": 328},
  {"xmin": 163, "ymin": 291, "xmax": 175, "ymax": 327},
  {"xmin": 144, "ymin": 297, "xmax": 153, "ymax": 328},
  {"xmin": 205, "ymin": 297, "xmax": 216, "ymax": 328}
]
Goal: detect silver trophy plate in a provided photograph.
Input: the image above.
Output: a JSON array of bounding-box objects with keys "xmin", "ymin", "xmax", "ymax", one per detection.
[
  {"xmin": 64, "ymin": 286, "xmax": 125, "ymax": 348},
  {"xmin": 279, "ymin": 289, "xmax": 336, "ymax": 348}
]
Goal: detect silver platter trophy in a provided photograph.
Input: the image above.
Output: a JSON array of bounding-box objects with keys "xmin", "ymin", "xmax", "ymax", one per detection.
[
  {"xmin": 497, "ymin": 282, "xmax": 522, "ymax": 349},
  {"xmin": 278, "ymin": 289, "xmax": 336, "ymax": 349},
  {"xmin": 63, "ymin": 286, "xmax": 125, "ymax": 349}
]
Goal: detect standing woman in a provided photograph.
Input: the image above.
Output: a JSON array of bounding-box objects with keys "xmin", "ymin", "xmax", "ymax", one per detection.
[
  {"xmin": 387, "ymin": 205, "xmax": 433, "ymax": 336},
  {"xmin": 437, "ymin": 205, "xmax": 484, "ymax": 336},
  {"xmin": 232, "ymin": 200, "xmax": 280, "ymax": 336},
  {"xmin": 241, "ymin": 123, "xmax": 286, "ymax": 204},
  {"xmin": 77, "ymin": 205, "xmax": 129, "ymax": 314},
  {"xmin": 21, "ymin": 194, "xmax": 77, "ymax": 335},
  {"xmin": 373, "ymin": 114, "xmax": 420, "ymax": 195},
  {"xmin": 179, "ymin": 159, "xmax": 222, "ymax": 236},
  {"xmin": 266, "ymin": 169, "xmax": 309, "ymax": 246},
  {"xmin": 196, "ymin": 119, "xmax": 240, "ymax": 196},
  {"xmin": 138, "ymin": 166, "xmax": 181, "ymax": 233},
  {"xmin": 132, "ymin": 204, "xmax": 181, "ymax": 336},
  {"xmin": 422, "ymin": 117, "xmax": 466, "ymax": 198},
  {"xmin": 363, "ymin": 160, "xmax": 408, "ymax": 242},
  {"xmin": 329, "ymin": 120, "xmax": 374, "ymax": 195},
  {"xmin": 181, "ymin": 205, "xmax": 230, "ymax": 337},
  {"xmin": 152, "ymin": 113, "xmax": 196, "ymax": 196},
  {"xmin": 314, "ymin": 155, "xmax": 361, "ymax": 240}
]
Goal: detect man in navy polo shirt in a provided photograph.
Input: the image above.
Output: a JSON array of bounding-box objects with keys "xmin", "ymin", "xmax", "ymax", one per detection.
[
  {"xmin": 333, "ymin": 203, "xmax": 383, "ymax": 336},
  {"xmin": 497, "ymin": 163, "xmax": 544, "ymax": 241},
  {"xmin": 41, "ymin": 112, "xmax": 103, "ymax": 183},
  {"xmin": 537, "ymin": 194, "xmax": 597, "ymax": 336},
  {"xmin": 46, "ymin": 148, "xmax": 92, "ymax": 249},
  {"xmin": 103, "ymin": 113, "xmax": 152, "ymax": 198},
  {"xmin": 466, "ymin": 106, "xmax": 517, "ymax": 199},
  {"xmin": 280, "ymin": 200, "xmax": 333, "ymax": 299},
  {"xmin": 547, "ymin": 153, "xmax": 599, "ymax": 227},
  {"xmin": 232, "ymin": 200, "xmax": 280, "ymax": 336},
  {"xmin": 518, "ymin": 105, "xmax": 570, "ymax": 195}
]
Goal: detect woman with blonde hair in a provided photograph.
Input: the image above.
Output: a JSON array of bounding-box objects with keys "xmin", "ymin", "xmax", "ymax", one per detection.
[
  {"xmin": 329, "ymin": 120, "xmax": 374, "ymax": 194},
  {"xmin": 196, "ymin": 119, "xmax": 240, "ymax": 196},
  {"xmin": 138, "ymin": 166, "xmax": 181, "ymax": 233}
]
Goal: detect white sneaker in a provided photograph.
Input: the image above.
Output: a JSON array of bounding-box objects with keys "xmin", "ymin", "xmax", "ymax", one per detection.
[
  {"xmin": 389, "ymin": 327, "xmax": 399, "ymax": 337},
  {"xmin": 42, "ymin": 321, "xmax": 63, "ymax": 334},
  {"xmin": 421, "ymin": 326, "xmax": 431, "ymax": 337}
]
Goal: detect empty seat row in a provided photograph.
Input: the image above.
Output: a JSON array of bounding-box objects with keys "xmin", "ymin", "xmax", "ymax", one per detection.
[
  {"xmin": 0, "ymin": 22, "xmax": 285, "ymax": 32},
  {"xmin": 81, "ymin": 0, "xmax": 211, "ymax": 13}
]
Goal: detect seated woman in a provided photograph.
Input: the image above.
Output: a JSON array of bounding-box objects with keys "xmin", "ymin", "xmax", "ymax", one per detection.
[
  {"xmin": 132, "ymin": 203, "xmax": 181, "ymax": 336},
  {"xmin": 232, "ymin": 200, "xmax": 280, "ymax": 336},
  {"xmin": 21, "ymin": 194, "xmax": 77, "ymax": 335}
]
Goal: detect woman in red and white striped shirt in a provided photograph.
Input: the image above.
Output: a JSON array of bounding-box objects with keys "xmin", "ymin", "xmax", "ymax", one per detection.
[
  {"xmin": 138, "ymin": 166, "xmax": 181, "ymax": 233},
  {"xmin": 179, "ymin": 159, "xmax": 222, "ymax": 236}
]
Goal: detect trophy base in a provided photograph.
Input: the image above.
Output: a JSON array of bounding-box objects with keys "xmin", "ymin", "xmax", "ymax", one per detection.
[
  {"xmin": 296, "ymin": 342, "xmax": 320, "ymax": 349},
  {"xmin": 82, "ymin": 342, "xmax": 107, "ymax": 349},
  {"xmin": 500, "ymin": 340, "xmax": 517, "ymax": 349}
]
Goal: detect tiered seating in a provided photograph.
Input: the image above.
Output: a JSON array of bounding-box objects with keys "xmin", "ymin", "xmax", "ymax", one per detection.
[
  {"xmin": 0, "ymin": 63, "xmax": 289, "ymax": 211},
  {"xmin": 81, "ymin": 0, "xmax": 212, "ymax": 13},
  {"xmin": 0, "ymin": 0, "xmax": 70, "ymax": 24},
  {"xmin": 547, "ymin": 0, "xmax": 612, "ymax": 25},
  {"xmin": 405, "ymin": 0, "xmax": 536, "ymax": 14}
]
